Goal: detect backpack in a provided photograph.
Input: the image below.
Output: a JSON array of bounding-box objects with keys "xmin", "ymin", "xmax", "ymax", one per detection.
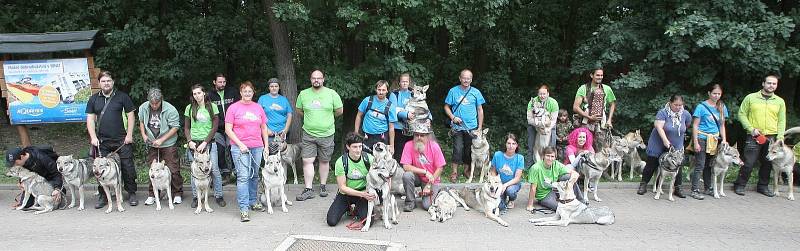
[{"xmin": 365, "ymin": 95, "xmax": 392, "ymax": 130}]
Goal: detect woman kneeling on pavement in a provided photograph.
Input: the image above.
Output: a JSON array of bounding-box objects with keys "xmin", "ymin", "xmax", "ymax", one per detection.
[
  {"xmin": 526, "ymin": 147, "xmax": 584, "ymax": 211},
  {"xmin": 326, "ymin": 132, "xmax": 376, "ymax": 227}
]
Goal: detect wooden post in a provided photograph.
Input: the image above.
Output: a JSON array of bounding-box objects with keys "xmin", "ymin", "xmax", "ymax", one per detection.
[{"xmin": 16, "ymin": 125, "xmax": 31, "ymax": 147}]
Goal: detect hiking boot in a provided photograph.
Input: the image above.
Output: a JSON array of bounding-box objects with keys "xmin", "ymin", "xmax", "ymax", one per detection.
[
  {"xmin": 757, "ymin": 188, "xmax": 775, "ymax": 197},
  {"xmin": 128, "ymin": 193, "xmax": 138, "ymax": 206},
  {"xmin": 251, "ymin": 203, "xmax": 264, "ymax": 211},
  {"xmin": 95, "ymin": 196, "xmax": 107, "ymax": 209},
  {"xmin": 240, "ymin": 211, "xmax": 250, "ymax": 222},
  {"xmin": 636, "ymin": 183, "xmax": 647, "ymax": 195},
  {"xmin": 319, "ymin": 185, "xmax": 329, "ymax": 197},
  {"xmin": 734, "ymin": 186, "xmax": 745, "ymax": 196},
  {"xmin": 403, "ymin": 201, "xmax": 415, "ymax": 212},
  {"xmin": 191, "ymin": 198, "xmax": 198, "ymax": 208},
  {"xmin": 673, "ymin": 189, "xmax": 686, "ymax": 199},
  {"xmin": 703, "ymin": 188, "xmax": 715, "ymax": 196},
  {"xmin": 216, "ymin": 197, "xmax": 227, "ymax": 207},
  {"xmin": 296, "ymin": 188, "xmax": 315, "ymax": 201},
  {"xmin": 690, "ymin": 190, "xmax": 705, "ymax": 200}
]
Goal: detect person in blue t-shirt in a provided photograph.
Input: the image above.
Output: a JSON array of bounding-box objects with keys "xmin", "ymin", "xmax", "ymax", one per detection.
[
  {"xmin": 489, "ymin": 133, "xmax": 525, "ymax": 213},
  {"xmin": 637, "ymin": 95, "xmax": 692, "ymax": 197},
  {"xmin": 355, "ymin": 80, "xmax": 398, "ymax": 153},
  {"xmin": 444, "ymin": 69, "xmax": 486, "ymax": 182},
  {"xmin": 257, "ymin": 78, "xmax": 293, "ymax": 154},
  {"xmin": 389, "ymin": 73, "xmax": 415, "ymax": 161},
  {"xmin": 689, "ymin": 84, "xmax": 729, "ymax": 200}
]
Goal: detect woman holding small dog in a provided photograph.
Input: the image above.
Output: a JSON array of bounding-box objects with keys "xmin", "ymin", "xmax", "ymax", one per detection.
[
  {"xmin": 184, "ymin": 84, "xmax": 226, "ymax": 208},
  {"xmin": 637, "ymin": 95, "xmax": 692, "ymax": 197},
  {"xmin": 690, "ymin": 84, "xmax": 729, "ymax": 200},
  {"xmin": 326, "ymin": 132, "xmax": 376, "ymax": 227},
  {"xmin": 526, "ymin": 147, "xmax": 583, "ymax": 211},
  {"xmin": 225, "ymin": 81, "xmax": 271, "ymax": 222},
  {"xmin": 490, "ymin": 133, "xmax": 525, "ymax": 214}
]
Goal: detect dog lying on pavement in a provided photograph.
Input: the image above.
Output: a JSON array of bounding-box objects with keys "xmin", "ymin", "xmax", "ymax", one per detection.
[
  {"xmin": 654, "ymin": 147, "xmax": 683, "ymax": 202},
  {"xmin": 469, "ymin": 128, "xmax": 491, "ymax": 183},
  {"xmin": 710, "ymin": 142, "xmax": 743, "ymax": 199},
  {"xmin": 428, "ymin": 186, "xmax": 470, "ymax": 223},
  {"xmin": 459, "ymin": 174, "xmax": 509, "ymax": 227},
  {"xmin": 148, "ymin": 159, "xmax": 174, "ymax": 210},
  {"xmin": 93, "ymin": 152, "xmax": 125, "ymax": 213},
  {"xmin": 6, "ymin": 165, "xmax": 57, "ymax": 215},
  {"xmin": 528, "ymin": 177, "xmax": 615, "ymax": 226},
  {"xmin": 362, "ymin": 142, "xmax": 404, "ymax": 232},
  {"xmin": 191, "ymin": 149, "xmax": 214, "ymax": 214},
  {"xmin": 56, "ymin": 155, "xmax": 91, "ymax": 210},
  {"xmin": 260, "ymin": 154, "xmax": 293, "ymax": 214},
  {"xmin": 766, "ymin": 139, "xmax": 796, "ymax": 201}
]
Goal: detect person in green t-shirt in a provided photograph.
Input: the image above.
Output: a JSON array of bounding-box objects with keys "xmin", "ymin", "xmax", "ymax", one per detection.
[
  {"xmin": 525, "ymin": 147, "xmax": 583, "ymax": 211},
  {"xmin": 572, "ymin": 68, "xmax": 616, "ymax": 133},
  {"xmin": 326, "ymin": 132, "xmax": 377, "ymax": 227},
  {"xmin": 183, "ymin": 84, "xmax": 226, "ymax": 208},
  {"xmin": 296, "ymin": 70, "xmax": 344, "ymax": 201}
]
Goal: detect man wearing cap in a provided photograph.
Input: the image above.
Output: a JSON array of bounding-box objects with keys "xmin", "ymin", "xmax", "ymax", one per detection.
[
  {"xmin": 6, "ymin": 146, "xmax": 65, "ymax": 209},
  {"xmin": 734, "ymin": 74, "xmax": 787, "ymax": 197},
  {"xmin": 400, "ymin": 121, "xmax": 445, "ymax": 211},
  {"xmin": 257, "ymin": 77, "xmax": 293, "ymax": 155}
]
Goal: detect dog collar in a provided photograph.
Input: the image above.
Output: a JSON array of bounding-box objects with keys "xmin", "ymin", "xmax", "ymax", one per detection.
[{"xmin": 557, "ymin": 198, "xmax": 575, "ymax": 204}]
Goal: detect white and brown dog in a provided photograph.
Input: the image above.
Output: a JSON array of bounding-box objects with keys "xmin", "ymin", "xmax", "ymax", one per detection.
[
  {"xmin": 148, "ymin": 159, "xmax": 174, "ymax": 210},
  {"xmin": 261, "ymin": 154, "xmax": 293, "ymax": 214},
  {"xmin": 93, "ymin": 152, "xmax": 125, "ymax": 213},
  {"xmin": 6, "ymin": 165, "xmax": 57, "ymax": 215},
  {"xmin": 653, "ymin": 147, "xmax": 684, "ymax": 202},
  {"xmin": 191, "ymin": 149, "xmax": 214, "ymax": 214},
  {"xmin": 766, "ymin": 139, "xmax": 796, "ymax": 201},
  {"xmin": 56, "ymin": 155, "xmax": 91, "ymax": 210}
]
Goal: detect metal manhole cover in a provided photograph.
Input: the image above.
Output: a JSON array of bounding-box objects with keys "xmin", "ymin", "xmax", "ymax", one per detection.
[{"xmin": 275, "ymin": 235, "xmax": 405, "ymax": 251}]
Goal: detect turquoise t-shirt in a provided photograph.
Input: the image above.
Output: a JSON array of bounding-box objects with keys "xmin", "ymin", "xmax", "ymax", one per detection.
[
  {"xmin": 257, "ymin": 94, "xmax": 293, "ymax": 133},
  {"xmin": 692, "ymin": 102, "xmax": 728, "ymax": 140},
  {"xmin": 491, "ymin": 151, "xmax": 524, "ymax": 183},
  {"xmin": 444, "ymin": 85, "xmax": 486, "ymax": 131},
  {"xmin": 358, "ymin": 95, "xmax": 398, "ymax": 134}
]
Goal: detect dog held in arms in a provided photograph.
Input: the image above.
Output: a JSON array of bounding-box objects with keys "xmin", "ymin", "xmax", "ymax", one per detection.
[
  {"xmin": 362, "ymin": 142, "xmax": 404, "ymax": 231},
  {"xmin": 260, "ymin": 154, "xmax": 293, "ymax": 214},
  {"xmin": 459, "ymin": 174, "xmax": 509, "ymax": 227},
  {"xmin": 528, "ymin": 100, "xmax": 552, "ymax": 163},
  {"xmin": 766, "ymin": 135, "xmax": 797, "ymax": 201},
  {"xmin": 428, "ymin": 186, "xmax": 470, "ymax": 222},
  {"xmin": 528, "ymin": 176, "xmax": 615, "ymax": 226},
  {"xmin": 404, "ymin": 85, "xmax": 431, "ymax": 135},
  {"xmin": 468, "ymin": 128, "xmax": 491, "ymax": 183},
  {"xmin": 6, "ymin": 165, "xmax": 57, "ymax": 214},
  {"xmin": 271, "ymin": 135, "xmax": 300, "ymax": 184},
  {"xmin": 653, "ymin": 146, "xmax": 684, "ymax": 201},
  {"xmin": 93, "ymin": 152, "xmax": 125, "ymax": 213},
  {"xmin": 148, "ymin": 159, "xmax": 174, "ymax": 210},
  {"xmin": 191, "ymin": 149, "xmax": 214, "ymax": 214},
  {"xmin": 57, "ymin": 155, "xmax": 92, "ymax": 210},
  {"xmin": 710, "ymin": 142, "xmax": 743, "ymax": 199}
]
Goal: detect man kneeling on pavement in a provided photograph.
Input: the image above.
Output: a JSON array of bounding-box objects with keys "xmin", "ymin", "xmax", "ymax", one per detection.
[{"xmin": 401, "ymin": 122, "xmax": 445, "ymax": 211}]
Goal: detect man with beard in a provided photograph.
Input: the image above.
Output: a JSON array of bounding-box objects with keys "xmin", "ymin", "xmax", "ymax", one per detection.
[
  {"xmin": 400, "ymin": 122, "xmax": 445, "ymax": 211},
  {"xmin": 208, "ymin": 73, "xmax": 240, "ymax": 181},
  {"xmin": 295, "ymin": 70, "xmax": 344, "ymax": 201},
  {"xmin": 733, "ymin": 74, "xmax": 787, "ymax": 197},
  {"xmin": 354, "ymin": 80, "xmax": 397, "ymax": 153}
]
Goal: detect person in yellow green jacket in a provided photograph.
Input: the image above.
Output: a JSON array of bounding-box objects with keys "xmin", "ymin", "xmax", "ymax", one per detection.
[{"xmin": 733, "ymin": 75, "xmax": 786, "ymax": 197}]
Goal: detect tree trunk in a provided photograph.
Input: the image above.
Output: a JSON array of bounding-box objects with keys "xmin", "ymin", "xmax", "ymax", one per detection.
[{"xmin": 264, "ymin": 0, "xmax": 301, "ymax": 144}]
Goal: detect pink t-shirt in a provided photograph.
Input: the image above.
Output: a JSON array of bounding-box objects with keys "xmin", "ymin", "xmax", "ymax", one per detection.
[
  {"xmin": 400, "ymin": 140, "xmax": 446, "ymax": 184},
  {"xmin": 225, "ymin": 101, "xmax": 267, "ymax": 148}
]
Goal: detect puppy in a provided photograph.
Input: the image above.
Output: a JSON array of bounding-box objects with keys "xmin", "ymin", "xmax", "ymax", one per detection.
[
  {"xmin": 529, "ymin": 178, "xmax": 615, "ymax": 226},
  {"xmin": 766, "ymin": 139, "xmax": 796, "ymax": 201},
  {"xmin": 6, "ymin": 165, "xmax": 57, "ymax": 215},
  {"xmin": 261, "ymin": 154, "xmax": 293, "ymax": 214},
  {"xmin": 710, "ymin": 142, "xmax": 743, "ymax": 198},
  {"xmin": 148, "ymin": 159, "xmax": 173, "ymax": 210},
  {"xmin": 56, "ymin": 155, "xmax": 91, "ymax": 210},
  {"xmin": 93, "ymin": 153, "xmax": 125, "ymax": 213},
  {"xmin": 469, "ymin": 128, "xmax": 491, "ymax": 183},
  {"xmin": 428, "ymin": 186, "xmax": 470, "ymax": 223},
  {"xmin": 654, "ymin": 147, "xmax": 683, "ymax": 202},
  {"xmin": 191, "ymin": 150, "xmax": 214, "ymax": 214},
  {"xmin": 460, "ymin": 174, "xmax": 508, "ymax": 227}
]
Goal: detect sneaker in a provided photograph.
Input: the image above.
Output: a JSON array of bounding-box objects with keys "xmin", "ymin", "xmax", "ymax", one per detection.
[
  {"xmin": 174, "ymin": 196, "xmax": 183, "ymax": 204},
  {"xmin": 734, "ymin": 186, "xmax": 745, "ymax": 196},
  {"xmin": 757, "ymin": 189, "xmax": 776, "ymax": 197},
  {"xmin": 191, "ymin": 198, "xmax": 198, "ymax": 208},
  {"xmin": 500, "ymin": 208, "xmax": 508, "ymax": 215},
  {"xmin": 690, "ymin": 190, "xmax": 705, "ymax": 200},
  {"xmin": 216, "ymin": 197, "xmax": 227, "ymax": 207},
  {"xmin": 403, "ymin": 201, "xmax": 415, "ymax": 212},
  {"xmin": 319, "ymin": 185, "xmax": 329, "ymax": 197},
  {"xmin": 703, "ymin": 188, "xmax": 715, "ymax": 196},
  {"xmin": 144, "ymin": 197, "xmax": 156, "ymax": 205},
  {"xmin": 673, "ymin": 189, "xmax": 686, "ymax": 199},
  {"xmin": 240, "ymin": 211, "xmax": 250, "ymax": 222},
  {"xmin": 251, "ymin": 203, "xmax": 264, "ymax": 211},
  {"xmin": 507, "ymin": 201, "xmax": 515, "ymax": 209},
  {"xmin": 296, "ymin": 188, "xmax": 315, "ymax": 201}
]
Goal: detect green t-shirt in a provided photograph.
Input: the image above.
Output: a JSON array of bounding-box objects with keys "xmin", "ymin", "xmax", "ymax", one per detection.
[
  {"xmin": 184, "ymin": 104, "xmax": 219, "ymax": 141},
  {"xmin": 527, "ymin": 96, "xmax": 559, "ymax": 113},
  {"xmin": 334, "ymin": 153, "xmax": 372, "ymax": 192},
  {"xmin": 527, "ymin": 161, "xmax": 569, "ymax": 201},
  {"xmin": 794, "ymin": 144, "xmax": 800, "ymax": 164},
  {"xmin": 296, "ymin": 87, "xmax": 343, "ymax": 137},
  {"xmin": 575, "ymin": 84, "xmax": 617, "ymax": 110}
]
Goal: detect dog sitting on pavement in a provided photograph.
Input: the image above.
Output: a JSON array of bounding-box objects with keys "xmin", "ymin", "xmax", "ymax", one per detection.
[
  {"xmin": 710, "ymin": 142, "xmax": 743, "ymax": 199},
  {"xmin": 260, "ymin": 154, "xmax": 293, "ymax": 214},
  {"xmin": 93, "ymin": 152, "xmax": 125, "ymax": 213},
  {"xmin": 653, "ymin": 146, "xmax": 684, "ymax": 202},
  {"xmin": 6, "ymin": 165, "xmax": 57, "ymax": 215},
  {"xmin": 148, "ymin": 159, "xmax": 174, "ymax": 210},
  {"xmin": 459, "ymin": 174, "xmax": 509, "ymax": 227},
  {"xmin": 428, "ymin": 186, "xmax": 470, "ymax": 223},
  {"xmin": 468, "ymin": 128, "xmax": 491, "ymax": 183},
  {"xmin": 271, "ymin": 135, "xmax": 300, "ymax": 184},
  {"xmin": 528, "ymin": 177, "xmax": 615, "ymax": 226},
  {"xmin": 362, "ymin": 142, "xmax": 404, "ymax": 232},
  {"xmin": 578, "ymin": 149, "xmax": 612, "ymax": 202},
  {"xmin": 191, "ymin": 149, "xmax": 214, "ymax": 214},
  {"xmin": 56, "ymin": 155, "xmax": 91, "ymax": 210},
  {"xmin": 766, "ymin": 139, "xmax": 796, "ymax": 201}
]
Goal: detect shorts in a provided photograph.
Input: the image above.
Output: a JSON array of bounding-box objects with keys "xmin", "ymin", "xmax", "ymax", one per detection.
[{"xmin": 301, "ymin": 130, "xmax": 335, "ymax": 162}]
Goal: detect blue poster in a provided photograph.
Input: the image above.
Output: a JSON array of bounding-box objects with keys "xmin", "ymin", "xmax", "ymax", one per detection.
[{"xmin": 3, "ymin": 58, "xmax": 91, "ymax": 124}]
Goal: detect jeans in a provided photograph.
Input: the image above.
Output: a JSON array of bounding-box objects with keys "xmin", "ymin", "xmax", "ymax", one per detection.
[
  {"xmin": 188, "ymin": 143, "xmax": 223, "ymax": 198},
  {"xmin": 691, "ymin": 138, "xmax": 715, "ymax": 192},
  {"xmin": 231, "ymin": 146, "xmax": 263, "ymax": 212},
  {"xmin": 499, "ymin": 183, "xmax": 521, "ymax": 210},
  {"xmin": 526, "ymin": 125, "xmax": 556, "ymax": 167},
  {"xmin": 735, "ymin": 136, "xmax": 774, "ymax": 190}
]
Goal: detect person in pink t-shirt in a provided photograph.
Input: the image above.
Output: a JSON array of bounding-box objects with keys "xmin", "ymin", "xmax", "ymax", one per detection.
[
  {"xmin": 400, "ymin": 122, "xmax": 445, "ymax": 212},
  {"xmin": 224, "ymin": 81, "xmax": 270, "ymax": 222}
]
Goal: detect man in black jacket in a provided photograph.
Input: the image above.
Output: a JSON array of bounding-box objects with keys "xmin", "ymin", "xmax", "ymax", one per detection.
[
  {"xmin": 208, "ymin": 73, "xmax": 240, "ymax": 179},
  {"xmin": 6, "ymin": 146, "xmax": 65, "ymax": 209}
]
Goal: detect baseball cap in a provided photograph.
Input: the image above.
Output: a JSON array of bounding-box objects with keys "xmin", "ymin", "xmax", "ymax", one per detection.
[
  {"xmin": 5, "ymin": 147, "xmax": 22, "ymax": 167},
  {"xmin": 267, "ymin": 78, "xmax": 280, "ymax": 84}
]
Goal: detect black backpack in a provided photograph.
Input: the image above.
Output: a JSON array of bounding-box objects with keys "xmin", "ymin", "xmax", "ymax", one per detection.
[{"xmin": 364, "ymin": 95, "xmax": 393, "ymax": 128}]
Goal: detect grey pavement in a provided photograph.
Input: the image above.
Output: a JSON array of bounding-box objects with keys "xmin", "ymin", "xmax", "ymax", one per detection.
[{"xmin": 3, "ymin": 183, "xmax": 800, "ymax": 250}]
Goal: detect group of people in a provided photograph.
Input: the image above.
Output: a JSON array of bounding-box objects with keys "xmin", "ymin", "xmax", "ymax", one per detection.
[{"xmin": 4, "ymin": 68, "xmax": 793, "ymax": 225}]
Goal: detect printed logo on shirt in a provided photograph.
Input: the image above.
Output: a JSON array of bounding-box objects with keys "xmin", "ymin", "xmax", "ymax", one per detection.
[
  {"xmin": 371, "ymin": 110, "xmax": 386, "ymax": 120},
  {"xmin": 242, "ymin": 111, "xmax": 259, "ymax": 121},
  {"xmin": 196, "ymin": 111, "xmax": 209, "ymax": 122},
  {"xmin": 500, "ymin": 164, "xmax": 513, "ymax": 176},
  {"xmin": 459, "ymin": 95, "xmax": 472, "ymax": 105},
  {"xmin": 270, "ymin": 103, "xmax": 284, "ymax": 111},
  {"xmin": 311, "ymin": 100, "xmax": 322, "ymax": 109},
  {"xmin": 418, "ymin": 154, "xmax": 429, "ymax": 165}
]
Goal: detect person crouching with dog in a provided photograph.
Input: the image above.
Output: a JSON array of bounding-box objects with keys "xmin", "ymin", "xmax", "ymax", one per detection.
[
  {"xmin": 490, "ymin": 133, "xmax": 525, "ymax": 214},
  {"xmin": 401, "ymin": 122, "xmax": 445, "ymax": 212},
  {"xmin": 526, "ymin": 147, "xmax": 584, "ymax": 211},
  {"xmin": 6, "ymin": 146, "xmax": 66, "ymax": 209},
  {"xmin": 326, "ymin": 132, "xmax": 376, "ymax": 227}
]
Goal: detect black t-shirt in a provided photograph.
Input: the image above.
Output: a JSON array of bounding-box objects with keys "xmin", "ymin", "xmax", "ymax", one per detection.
[{"xmin": 85, "ymin": 90, "xmax": 135, "ymax": 142}]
